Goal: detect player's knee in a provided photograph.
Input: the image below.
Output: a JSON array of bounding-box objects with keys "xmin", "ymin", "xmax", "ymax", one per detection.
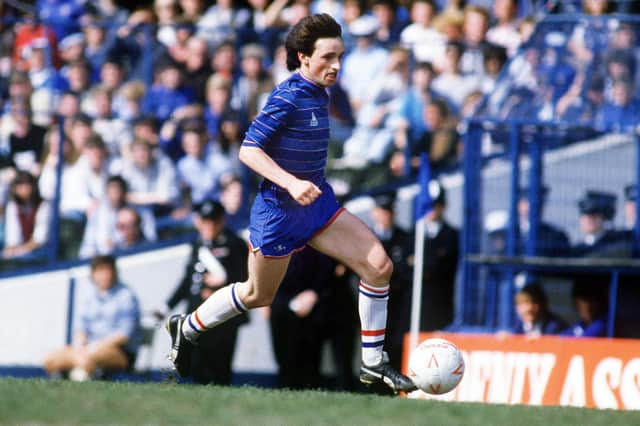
[
  {"xmin": 364, "ymin": 254, "xmax": 393, "ymax": 285},
  {"xmin": 241, "ymin": 282, "xmax": 276, "ymax": 308}
]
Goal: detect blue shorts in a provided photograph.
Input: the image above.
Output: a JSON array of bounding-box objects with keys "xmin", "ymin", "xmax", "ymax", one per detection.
[{"xmin": 248, "ymin": 181, "xmax": 344, "ymax": 257}]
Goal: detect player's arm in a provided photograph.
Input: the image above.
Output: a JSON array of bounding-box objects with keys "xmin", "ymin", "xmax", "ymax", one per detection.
[{"xmin": 239, "ymin": 145, "xmax": 321, "ymax": 206}]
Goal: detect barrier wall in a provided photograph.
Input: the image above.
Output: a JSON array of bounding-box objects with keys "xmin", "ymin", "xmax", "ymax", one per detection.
[
  {"xmin": 403, "ymin": 332, "xmax": 640, "ymax": 410},
  {"xmin": 0, "ymin": 244, "xmax": 278, "ymax": 374}
]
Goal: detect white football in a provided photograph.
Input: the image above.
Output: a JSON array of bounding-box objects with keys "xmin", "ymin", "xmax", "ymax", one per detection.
[{"xmin": 408, "ymin": 338, "xmax": 465, "ymax": 395}]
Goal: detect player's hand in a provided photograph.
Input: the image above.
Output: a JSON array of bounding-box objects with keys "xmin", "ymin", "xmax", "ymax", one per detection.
[{"xmin": 287, "ymin": 179, "xmax": 322, "ymax": 206}]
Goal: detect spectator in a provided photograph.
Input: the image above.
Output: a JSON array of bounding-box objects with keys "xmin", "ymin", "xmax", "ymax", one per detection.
[
  {"xmin": 3, "ymin": 171, "xmax": 50, "ymax": 259},
  {"xmin": 99, "ymin": 56, "xmax": 127, "ymax": 94},
  {"xmin": 141, "ymin": 57, "xmax": 194, "ymax": 123},
  {"xmin": 210, "ymin": 40, "xmax": 238, "ymax": 81},
  {"xmin": 390, "ymin": 98, "xmax": 459, "ymax": 176},
  {"xmin": 82, "ymin": 16, "xmax": 115, "ymax": 82},
  {"xmin": 38, "ymin": 125, "xmax": 80, "ymax": 208},
  {"xmin": 165, "ymin": 18, "xmax": 196, "ymax": 66},
  {"xmin": 561, "ymin": 282, "xmax": 608, "ymax": 338},
  {"xmin": 204, "ymin": 73, "xmax": 234, "ymax": 141},
  {"xmin": 341, "ymin": 15, "xmax": 389, "ymax": 113},
  {"xmin": 155, "ymin": 0, "xmax": 181, "ymax": 47},
  {"xmin": 415, "ymin": 180, "xmax": 459, "ymax": 331},
  {"xmin": 162, "ymin": 200, "xmax": 249, "ymax": 384},
  {"xmin": 370, "ymin": 0, "xmax": 408, "ymax": 48},
  {"xmin": 556, "ymin": 73, "xmax": 605, "ymax": 125},
  {"xmin": 340, "ymin": 46, "xmax": 411, "ymax": 168},
  {"xmin": 90, "ymin": 85, "xmax": 133, "ymax": 157},
  {"xmin": 369, "ymin": 192, "xmax": 413, "ymax": 373},
  {"xmin": 480, "ymin": 44, "xmax": 508, "ymax": 94},
  {"xmin": 196, "ymin": 0, "xmax": 250, "ymax": 48},
  {"xmin": 37, "ymin": 0, "xmax": 86, "ymax": 41},
  {"xmin": 57, "ymin": 33, "xmax": 86, "ymax": 82},
  {"xmin": 113, "ymin": 206, "xmax": 150, "ymax": 252},
  {"xmin": 24, "ymin": 38, "xmax": 59, "ymax": 122},
  {"xmin": 80, "ymin": 175, "xmax": 156, "ymax": 258},
  {"xmin": 215, "ymin": 109, "xmax": 245, "ymax": 175},
  {"xmin": 121, "ymin": 138, "xmax": 179, "ymax": 216},
  {"xmin": 595, "ymin": 77, "xmax": 640, "ymax": 133},
  {"xmin": 68, "ymin": 112, "xmax": 94, "ymax": 154},
  {"xmin": 431, "ymin": 41, "xmax": 479, "ymax": 108},
  {"xmin": 218, "ymin": 174, "xmax": 250, "ymax": 233},
  {"xmin": 460, "ymin": 5, "xmax": 494, "ymax": 76},
  {"xmin": 5, "ymin": 98, "xmax": 46, "ymax": 176},
  {"xmin": 182, "ymin": 36, "xmax": 212, "ymax": 104},
  {"xmin": 66, "ymin": 60, "xmax": 92, "ymax": 99},
  {"xmin": 115, "ymin": 82, "xmax": 146, "ymax": 126},
  {"xmin": 177, "ymin": 120, "xmax": 232, "ymax": 207},
  {"xmin": 13, "ymin": 15, "xmax": 59, "ymax": 70},
  {"xmin": 567, "ymin": 0, "xmax": 611, "ymax": 64},
  {"xmin": 180, "ymin": 0, "xmax": 207, "ymax": 21},
  {"xmin": 486, "ymin": 0, "xmax": 521, "ymax": 56},
  {"xmin": 56, "ymin": 91, "xmax": 80, "ymax": 136},
  {"xmin": 234, "ymin": 43, "xmax": 274, "ymax": 120},
  {"xmin": 43, "ymin": 255, "xmax": 141, "ymax": 381},
  {"xmin": 513, "ymin": 282, "xmax": 568, "ymax": 337},
  {"xmin": 400, "ymin": 0, "xmax": 445, "ymax": 64}
]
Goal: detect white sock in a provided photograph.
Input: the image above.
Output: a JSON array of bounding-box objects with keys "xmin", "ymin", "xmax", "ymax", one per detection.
[
  {"xmin": 182, "ymin": 283, "xmax": 248, "ymax": 341},
  {"xmin": 358, "ymin": 280, "xmax": 389, "ymax": 366}
]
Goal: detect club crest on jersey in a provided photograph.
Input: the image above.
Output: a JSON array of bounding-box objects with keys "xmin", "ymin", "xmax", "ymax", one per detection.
[{"xmin": 310, "ymin": 112, "xmax": 318, "ymax": 127}]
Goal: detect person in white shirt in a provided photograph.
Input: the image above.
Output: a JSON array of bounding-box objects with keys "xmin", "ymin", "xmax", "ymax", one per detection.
[{"xmin": 400, "ymin": 0, "xmax": 446, "ymax": 64}]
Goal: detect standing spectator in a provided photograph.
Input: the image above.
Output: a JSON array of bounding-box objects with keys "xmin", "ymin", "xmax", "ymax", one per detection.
[
  {"xmin": 3, "ymin": 171, "xmax": 50, "ymax": 260},
  {"xmin": 369, "ymin": 192, "xmax": 413, "ymax": 373},
  {"xmin": 80, "ymin": 175, "xmax": 156, "ymax": 258},
  {"xmin": 121, "ymin": 138, "xmax": 180, "ymax": 216},
  {"xmin": 415, "ymin": 180, "xmax": 459, "ymax": 331},
  {"xmin": 513, "ymin": 282, "xmax": 568, "ymax": 337},
  {"xmin": 162, "ymin": 200, "xmax": 249, "ymax": 384},
  {"xmin": 571, "ymin": 190, "xmax": 624, "ymax": 257},
  {"xmin": 43, "ymin": 255, "xmax": 141, "ymax": 381},
  {"xmin": 218, "ymin": 174, "xmax": 250, "ymax": 233},
  {"xmin": 341, "ymin": 15, "xmax": 389, "ymax": 113}
]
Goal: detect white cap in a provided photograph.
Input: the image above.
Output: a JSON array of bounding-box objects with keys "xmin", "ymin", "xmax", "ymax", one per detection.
[{"xmin": 59, "ymin": 33, "xmax": 85, "ymax": 51}]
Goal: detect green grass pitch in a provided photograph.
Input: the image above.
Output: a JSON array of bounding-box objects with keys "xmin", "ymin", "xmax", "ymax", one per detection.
[{"xmin": 0, "ymin": 378, "xmax": 636, "ymax": 425}]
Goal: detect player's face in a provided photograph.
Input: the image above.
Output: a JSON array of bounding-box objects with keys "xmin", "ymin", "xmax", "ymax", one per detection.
[{"xmin": 299, "ymin": 37, "xmax": 344, "ymax": 87}]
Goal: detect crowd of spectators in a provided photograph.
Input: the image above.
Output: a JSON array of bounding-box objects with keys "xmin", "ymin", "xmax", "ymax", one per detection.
[{"xmin": 1, "ymin": 1, "xmax": 638, "ymax": 269}]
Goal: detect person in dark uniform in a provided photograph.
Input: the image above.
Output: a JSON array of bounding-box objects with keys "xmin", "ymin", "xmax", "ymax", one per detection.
[
  {"xmin": 570, "ymin": 190, "xmax": 627, "ymax": 257},
  {"xmin": 164, "ymin": 200, "xmax": 249, "ymax": 384},
  {"xmin": 368, "ymin": 192, "xmax": 413, "ymax": 373},
  {"xmin": 268, "ymin": 246, "xmax": 334, "ymax": 389},
  {"xmin": 414, "ymin": 180, "xmax": 459, "ymax": 331},
  {"xmin": 513, "ymin": 282, "xmax": 567, "ymax": 337}
]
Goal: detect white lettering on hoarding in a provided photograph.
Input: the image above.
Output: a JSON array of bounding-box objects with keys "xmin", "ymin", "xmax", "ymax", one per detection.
[
  {"xmin": 620, "ymin": 359, "xmax": 640, "ymax": 410},
  {"xmin": 560, "ymin": 355, "xmax": 586, "ymax": 407},
  {"xmin": 593, "ymin": 357, "xmax": 622, "ymax": 409}
]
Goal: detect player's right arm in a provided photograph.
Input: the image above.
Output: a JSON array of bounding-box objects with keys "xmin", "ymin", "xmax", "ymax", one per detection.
[
  {"xmin": 239, "ymin": 146, "xmax": 321, "ymax": 206},
  {"xmin": 240, "ymin": 86, "xmax": 321, "ymax": 206}
]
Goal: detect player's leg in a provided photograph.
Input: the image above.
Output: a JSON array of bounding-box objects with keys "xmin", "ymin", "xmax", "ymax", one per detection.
[
  {"xmin": 168, "ymin": 250, "xmax": 290, "ymax": 376},
  {"xmin": 309, "ymin": 211, "xmax": 416, "ymax": 392}
]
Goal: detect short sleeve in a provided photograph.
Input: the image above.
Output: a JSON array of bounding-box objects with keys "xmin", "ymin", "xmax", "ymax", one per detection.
[{"xmin": 242, "ymin": 88, "xmax": 297, "ymax": 149}]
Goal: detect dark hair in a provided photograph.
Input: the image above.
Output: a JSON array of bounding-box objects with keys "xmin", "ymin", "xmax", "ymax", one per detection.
[
  {"xmin": 90, "ymin": 254, "xmax": 117, "ymax": 271},
  {"xmin": 285, "ymin": 13, "xmax": 342, "ymax": 71},
  {"xmin": 427, "ymin": 98, "xmax": 450, "ymax": 118},
  {"xmin": 517, "ymin": 282, "xmax": 549, "ymax": 310},
  {"xmin": 107, "ymin": 175, "xmax": 128, "ymax": 193},
  {"xmin": 10, "ymin": 171, "xmax": 41, "ymax": 206}
]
